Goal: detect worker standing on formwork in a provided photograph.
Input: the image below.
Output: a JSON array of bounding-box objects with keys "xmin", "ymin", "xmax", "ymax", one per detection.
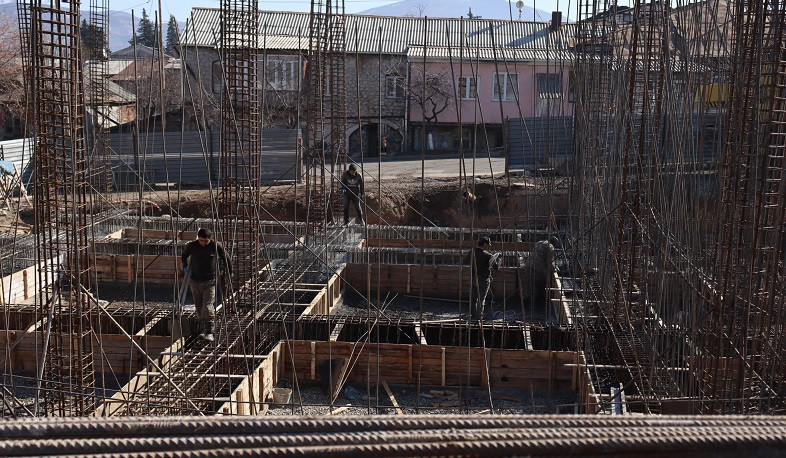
[
  {"xmin": 340, "ymin": 163, "xmax": 364, "ymax": 226},
  {"xmin": 471, "ymin": 236, "xmax": 501, "ymax": 320},
  {"xmin": 181, "ymin": 228, "xmax": 232, "ymax": 342}
]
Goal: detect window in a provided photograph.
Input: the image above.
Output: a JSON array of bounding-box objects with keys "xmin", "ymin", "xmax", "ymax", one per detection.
[
  {"xmin": 492, "ymin": 73, "xmax": 518, "ymax": 101},
  {"xmin": 385, "ymin": 74, "xmax": 404, "ymax": 98},
  {"xmin": 211, "ymin": 61, "xmax": 222, "ymax": 94},
  {"xmin": 457, "ymin": 76, "xmax": 478, "ymax": 99},
  {"xmin": 536, "ymin": 73, "xmax": 563, "ymax": 99},
  {"xmin": 265, "ymin": 56, "xmax": 300, "ymax": 91}
]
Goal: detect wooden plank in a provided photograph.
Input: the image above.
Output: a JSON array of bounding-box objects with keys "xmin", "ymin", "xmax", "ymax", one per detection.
[
  {"xmin": 441, "ymin": 347, "xmax": 446, "ymax": 386},
  {"xmin": 310, "ymin": 341, "xmax": 316, "ymax": 380},
  {"xmin": 329, "ymin": 406, "xmax": 351, "ymax": 415},
  {"xmin": 381, "ymin": 380, "xmax": 403, "ymax": 414},
  {"xmin": 331, "ymin": 357, "xmax": 350, "ymax": 403},
  {"xmin": 414, "ymin": 323, "xmax": 427, "ymax": 345},
  {"xmin": 407, "ymin": 345, "xmax": 412, "ymax": 383}
]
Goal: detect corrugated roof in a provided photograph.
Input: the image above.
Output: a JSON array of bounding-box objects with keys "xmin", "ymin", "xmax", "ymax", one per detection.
[
  {"xmin": 262, "ymin": 35, "xmax": 309, "ymax": 50},
  {"xmin": 85, "ymin": 77, "xmax": 136, "ymax": 104},
  {"xmin": 84, "ymin": 60, "xmax": 133, "ymax": 77},
  {"xmin": 182, "ymin": 9, "xmax": 576, "ymax": 54},
  {"xmin": 406, "ymin": 45, "xmax": 573, "ymax": 62}
]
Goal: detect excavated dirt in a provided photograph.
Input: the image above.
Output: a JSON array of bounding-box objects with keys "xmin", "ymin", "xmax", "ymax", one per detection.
[{"xmin": 107, "ymin": 176, "xmax": 571, "ymax": 229}]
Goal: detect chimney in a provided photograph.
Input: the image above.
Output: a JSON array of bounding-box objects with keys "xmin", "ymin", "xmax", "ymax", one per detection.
[{"xmin": 551, "ymin": 11, "xmax": 562, "ymax": 30}]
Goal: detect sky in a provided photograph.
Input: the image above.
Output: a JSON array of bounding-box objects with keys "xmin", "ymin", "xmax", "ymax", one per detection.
[{"xmin": 100, "ymin": 0, "xmax": 588, "ymax": 23}]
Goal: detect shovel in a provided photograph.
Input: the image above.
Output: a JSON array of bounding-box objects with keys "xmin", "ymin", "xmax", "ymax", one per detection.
[{"xmin": 170, "ymin": 268, "xmax": 192, "ymax": 340}]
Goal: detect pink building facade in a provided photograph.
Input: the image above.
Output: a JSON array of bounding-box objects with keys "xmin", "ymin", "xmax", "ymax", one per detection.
[{"xmin": 408, "ymin": 56, "xmax": 573, "ymax": 153}]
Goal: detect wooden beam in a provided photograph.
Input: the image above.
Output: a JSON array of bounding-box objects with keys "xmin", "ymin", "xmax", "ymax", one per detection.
[
  {"xmin": 413, "ymin": 323, "xmax": 428, "ymax": 345},
  {"xmin": 523, "ymin": 325, "xmax": 533, "ymax": 351},
  {"xmin": 329, "ymin": 405, "xmax": 351, "ymax": 415},
  {"xmin": 134, "ymin": 316, "xmax": 163, "ymax": 338},
  {"xmin": 381, "ymin": 380, "xmax": 403, "ymax": 415},
  {"xmin": 330, "ymin": 357, "xmax": 350, "ymax": 403},
  {"xmin": 329, "ymin": 322, "xmax": 345, "ymax": 341}
]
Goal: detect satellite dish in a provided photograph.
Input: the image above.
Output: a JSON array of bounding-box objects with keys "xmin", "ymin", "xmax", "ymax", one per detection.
[{"xmin": 516, "ymin": 0, "xmax": 524, "ymax": 9}]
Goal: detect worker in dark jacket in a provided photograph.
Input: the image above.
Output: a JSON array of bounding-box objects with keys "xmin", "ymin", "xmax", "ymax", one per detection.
[
  {"xmin": 471, "ymin": 237, "xmax": 501, "ymax": 320},
  {"xmin": 340, "ymin": 163, "xmax": 364, "ymax": 226},
  {"xmin": 181, "ymin": 228, "xmax": 231, "ymax": 342}
]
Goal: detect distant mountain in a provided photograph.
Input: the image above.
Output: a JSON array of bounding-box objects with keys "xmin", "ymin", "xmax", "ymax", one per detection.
[
  {"xmin": 0, "ymin": 3, "xmax": 183, "ymax": 54},
  {"xmin": 359, "ymin": 0, "xmax": 565, "ymax": 22}
]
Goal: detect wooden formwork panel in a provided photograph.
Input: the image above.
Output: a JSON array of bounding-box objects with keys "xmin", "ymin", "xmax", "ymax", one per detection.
[
  {"xmin": 1, "ymin": 258, "xmax": 58, "ymax": 305},
  {"xmin": 280, "ymin": 340, "xmax": 589, "ymax": 398},
  {"xmin": 363, "ymin": 239, "xmax": 534, "ymax": 251},
  {"xmin": 342, "ymin": 264, "xmax": 520, "ymax": 298},
  {"xmin": 0, "ymin": 331, "xmax": 172, "ymax": 375},
  {"xmin": 118, "ymin": 229, "xmax": 301, "ymax": 245},
  {"xmin": 91, "ymin": 254, "xmax": 179, "ymax": 284},
  {"xmin": 300, "ymin": 265, "xmax": 345, "ymax": 316},
  {"xmin": 217, "ymin": 343, "xmax": 282, "ymax": 416}
]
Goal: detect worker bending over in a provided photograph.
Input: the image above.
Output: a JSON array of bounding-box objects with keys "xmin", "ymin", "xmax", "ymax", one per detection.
[
  {"xmin": 181, "ymin": 228, "xmax": 232, "ymax": 342},
  {"xmin": 471, "ymin": 237, "xmax": 501, "ymax": 320}
]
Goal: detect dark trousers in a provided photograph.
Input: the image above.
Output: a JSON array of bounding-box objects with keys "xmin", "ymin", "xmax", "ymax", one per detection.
[
  {"xmin": 343, "ymin": 192, "xmax": 363, "ymax": 224},
  {"xmin": 473, "ymin": 277, "xmax": 492, "ymax": 320},
  {"xmin": 189, "ymin": 279, "xmax": 216, "ymax": 323}
]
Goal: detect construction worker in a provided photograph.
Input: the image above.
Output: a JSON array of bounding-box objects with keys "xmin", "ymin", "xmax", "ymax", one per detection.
[
  {"xmin": 340, "ymin": 163, "xmax": 364, "ymax": 226},
  {"xmin": 181, "ymin": 228, "xmax": 231, "ymax": 342},
  {"xmin": 471, "ymin": 237, "xmax": 501, "ymax": 320}
]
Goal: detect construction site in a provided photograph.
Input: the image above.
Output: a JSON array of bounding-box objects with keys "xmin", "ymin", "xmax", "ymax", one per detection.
[{"xmin": 1, "ymin": 0, "xmax": 786, "ymax": 455}]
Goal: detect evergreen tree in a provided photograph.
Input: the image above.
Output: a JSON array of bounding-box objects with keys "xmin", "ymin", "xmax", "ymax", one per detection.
[
  {"xmin": 80, "ymin": 19, "xmax": 108, "ymax": 58},
  {"xmin": 165, "ymin": 15, "xmax": 179, "ymax": 54},
  {"xmin": 130, "ymin": 9, "xmax": 157, "ymax": 47}
]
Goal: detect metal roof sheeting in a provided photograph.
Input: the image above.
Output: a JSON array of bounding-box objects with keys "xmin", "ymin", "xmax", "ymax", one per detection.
[
  {"xmin": 182, "ymin": 9, "xmax": 576, "ymax": 54},
  {"xmin": 0, "ymin": 138, "xmax": 34, "ymax": 185},
  {"xmin": 406, "ymin": 45, "xmax": 573, "ymax": 62}
]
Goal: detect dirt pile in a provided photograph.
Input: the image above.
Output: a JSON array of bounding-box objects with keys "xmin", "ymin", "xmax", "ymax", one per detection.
[{"xmin": 99, "ymin": 176, "xmax": 569, "ymax": 229}]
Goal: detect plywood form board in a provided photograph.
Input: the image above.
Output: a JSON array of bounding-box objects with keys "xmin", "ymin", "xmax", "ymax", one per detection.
[
  {"xmin": 118, "ymin": 228, "xmax": 303, "ymax": 245},
  {"xmin": 93, "ymin": 337, "xmax": 186, "ymax": 416},
  {"xmin": 1, "ymin": 258, "xmax": 58, "ymax": 305},
  {"xmin": 551, "ymin": 271, "xmax": 573, "ymax": 326},
  {"xmin": 282, "ymin": 340, "xmax": 583, "ymax": 393},
  {"xmin": 363, "ymin": 238, "xmax": 534, "ymax": 251},
  {"xmin": 300, "ymin": 265, "xmax": 345, "ymax": 316},
  {"xmin": 343, "ymin": 264, "xmax": 520, "ymax": 298},
  {"xmin": 0, "ymin": 331, "xmax": 171, "ymax": 375},
  {"xmin": 217, "ymin": 343, "xmax": 282, "ymax": 415}
]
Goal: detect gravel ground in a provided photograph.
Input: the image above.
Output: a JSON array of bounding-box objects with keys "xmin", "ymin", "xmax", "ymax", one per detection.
[
  {"xmin": 335, "ymin": 291, "xmax": 558, "ymax": 325},
  {"xmin": 2, "ymin": 371, "xmax": 130, "ymax": 417},
  {"xmin": 266, "ymin": 380, "xmax": 579, "ymax": 416}
]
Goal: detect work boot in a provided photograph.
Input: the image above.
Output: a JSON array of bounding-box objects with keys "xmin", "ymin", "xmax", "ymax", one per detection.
[{"xmin": 201, "ymin": 321, "xmax": 215, "ymax": 343}]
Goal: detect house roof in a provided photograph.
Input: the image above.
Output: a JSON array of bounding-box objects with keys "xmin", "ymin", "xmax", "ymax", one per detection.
[
  {"xmin": 406, "ymin": 45, "xmax": 573, "ymax": 62},
  {"xmin": 84, "ymin": 76, "xmax": 136, "ymax": 104},
  {"xmin": 84, "ymin": 60, "xmax": 134, "ymax": 78},
  {"xmin": 182, "ymin": 9, "xmax": 576, "ymax": 54},
  {"xmin": 109, "ymin": 45, "xmax": 174, "ymax": 61},
  {"xmin": 109, "ymin": 60, "xmax": 181, "ymax": 81}
]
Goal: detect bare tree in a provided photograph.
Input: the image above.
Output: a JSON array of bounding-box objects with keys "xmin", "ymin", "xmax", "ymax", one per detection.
[
  {"xmin": 116, "ymin": 61, "xmax": 183, "ymax": 130},
  {"xmin": 264, "ymin": 90, "xmax": 299, "ymax": 128},
  {"xmin": 408, "ymin": 63, "xmax": 454, "ymax": 144},
  {"xmin": 0, "ymin": 16, "xmax": 24, "ymax": 132},
  {"xmin": 405, "ymin": 1, "xmax": 429, "ymax": 18}
]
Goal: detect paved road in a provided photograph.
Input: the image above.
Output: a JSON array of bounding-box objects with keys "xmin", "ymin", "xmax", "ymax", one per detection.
[{"xmin": 350, "ymin": 156, "xmax": 507, "ymax": 180}]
